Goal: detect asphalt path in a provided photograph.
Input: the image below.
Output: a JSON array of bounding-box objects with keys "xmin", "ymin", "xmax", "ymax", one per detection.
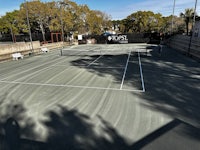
[{"xmin": 0, "ymin": 44, "xmax": 199, "ymax": 149}]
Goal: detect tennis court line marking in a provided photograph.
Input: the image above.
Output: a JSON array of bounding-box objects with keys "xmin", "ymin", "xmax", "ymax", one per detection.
[
  {"xmin": 0, "ymin": 56, "xmax": 65, "ymax": 81},
  {"xmin": 138, "ymin": 50, "xmax": 145, "ymax": 92},
  {"xmin": 120, "ymin": 52, "xmax": 131, "ymax": 90},
  {"xmin": 87, "ymin": 55, "xmax": 104, "ymax": 67},
  {"xmin": 88, "ymin": 66, "xmax": 124, "ymax": 69},
  {"xmin": 0, "ymin": 80, "xmax": 144, "ymax": 92},
  {"xmin": 52, "ymin": 65, "xmax": 124, "ymax": 69}
]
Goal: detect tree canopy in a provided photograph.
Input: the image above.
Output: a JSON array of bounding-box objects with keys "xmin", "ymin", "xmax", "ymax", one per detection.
[
  {"xmin": 112, "ymin": 11, "xmax": 186, "ymax": 34},
  {"xmin": 0, "ymin": 0, "xmax": 197, "ymax": 38},
  {"xmin": 0, "ymin": 0, "xmax": 112, "ymax": 36}
]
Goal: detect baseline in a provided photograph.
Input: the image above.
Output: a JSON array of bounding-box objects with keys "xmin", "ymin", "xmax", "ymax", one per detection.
[{"xmin": 0, "ymin": 80, "xmax": 144, "ymax": 93}]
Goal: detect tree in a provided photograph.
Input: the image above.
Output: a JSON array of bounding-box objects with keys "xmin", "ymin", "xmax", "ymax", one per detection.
[
  {"xmin": 180, "ymin": 8, "xmax": 194, "ymax": 35},
  {"xmin": 114, "ymin": 11, "xmax": 185, "ymax": 35},
  {"xmin": 20, "ymin": 1, "xmax": 52, "ymax": 42},
  {"xmin": 78, "ymin": 5, "xmax": 91, "ymax": 34},
  {"xmin": 124, "ymin": 11, "xmax": 163, "ymax": 33},
  {"xmin": 0, "ymin": 10, "xmax": 26, "ymax": 34},
  {"xmin": 0, "ymin": 0, "xmax": 112, "ymax": 42},
  {"xmin": 85, "ymin": 10, "xmax": 111, "ymax": 35}
]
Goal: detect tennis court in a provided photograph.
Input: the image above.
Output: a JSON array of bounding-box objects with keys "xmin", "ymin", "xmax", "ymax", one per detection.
[
  {"xmin": 0, "ymin": 44, "xmax": 145, "ymax": 92},
  {"xmin": 0, "ymin": 43, "xmax": 199, "ymax": 149}
]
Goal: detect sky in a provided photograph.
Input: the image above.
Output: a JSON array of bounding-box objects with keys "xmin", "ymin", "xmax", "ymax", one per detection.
[{"xmin": 0, "ymin": 0, "xmax": 199, "ymax": 20}]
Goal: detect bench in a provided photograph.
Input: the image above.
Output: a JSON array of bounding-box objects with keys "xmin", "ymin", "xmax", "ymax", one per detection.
[
  {"xmin": 41, "ymin": 47, "xmax": 49, "ymax": 53},
  {"xmin": 12, "ymin": 53, "xmax": 24, "ymax": 60}
]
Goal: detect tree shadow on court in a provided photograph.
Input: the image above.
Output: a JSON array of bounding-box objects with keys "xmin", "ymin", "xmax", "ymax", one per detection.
[
  {"xmin": 70, "ymin": 53, "xmax": 148, "ymax": 90},
  {"xmin": 69, "ymin": 45, "xmax": 200, "ymax": 128},
  {"xmin": 0, "ymin": 98, "xmax": 131, "ymax": 150},
  {"xmin": 70, "ymin": 45, "xmax": 200, "ymax": 145},
  {"xmin": 137, "ymin": 46, "xmax": 200, "ymax": 127},
  {"xmin": 0, "ymin": 96, "xmax": 43, "ymax": 149},
  {"xmin": 42, "ymin": 105, "xmax": 131, "ymax": 150},
  {"xmin": 0, "ymin": 96, "xmax": 38, "ymax": 140},
  {"xmin": 0, "ymin": 99, "xmax": 200, "ymax": 150},
  {"xmin": 0, "ymin": 92, "xmax": 130, "ymax": 149}
]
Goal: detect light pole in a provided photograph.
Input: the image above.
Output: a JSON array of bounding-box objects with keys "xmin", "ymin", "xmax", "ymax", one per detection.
[
  {"xmin": 192, "ymin": 0, "xmax": 198, "ymax": 27},
  {"xmin": 60, "ymin": 5, "xmax": 64, "ymax": 42},
  {"xmin": 171, "ymin": 0, "xmax": 176, "ymax": 35},
  {"xmin": 25, "ymin": 0, "xmax": 34, "ymax": 54},
  {"xmin": 188, "ymin": 0, "xmax": 198, "ymax": 55}
]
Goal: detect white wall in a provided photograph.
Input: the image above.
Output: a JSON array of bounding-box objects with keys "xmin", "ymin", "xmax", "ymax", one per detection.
[{"xmin": 0, "ymin": 41, "xmax": 40, "ymax": 55}]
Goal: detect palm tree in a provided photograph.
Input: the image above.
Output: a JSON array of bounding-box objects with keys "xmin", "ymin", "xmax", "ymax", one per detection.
[{"xmin": 180, "ymin": 8, "xmax": 194, "ymax": 35}]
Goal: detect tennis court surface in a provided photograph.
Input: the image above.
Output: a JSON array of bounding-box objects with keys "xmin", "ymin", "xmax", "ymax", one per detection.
[{"xmin": 0, "ymin": 44, "xmax": 200, "ymax": 149}]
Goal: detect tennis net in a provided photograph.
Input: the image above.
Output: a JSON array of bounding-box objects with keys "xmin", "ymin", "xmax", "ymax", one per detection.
[{"xmin": 60, "ymin": 49, "xmax": 131, "ymax": 56}]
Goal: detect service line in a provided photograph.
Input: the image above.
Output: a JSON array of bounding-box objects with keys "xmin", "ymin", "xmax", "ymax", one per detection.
[{"xmin": 0, "ymin": 80, "xmax": 144, "ymax": 92}]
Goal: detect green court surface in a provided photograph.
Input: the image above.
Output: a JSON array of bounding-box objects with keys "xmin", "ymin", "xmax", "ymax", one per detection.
[{"xmin": 0, "ymin": 44, "xmax": 199, "ymax": 149}]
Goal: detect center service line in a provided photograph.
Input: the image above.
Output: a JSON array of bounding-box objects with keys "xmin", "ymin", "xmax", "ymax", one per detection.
[
  {"xmin": 87, "ymin": 54, "xmax": 104, "ymax": 67},
  {"xmin": 138, "ymin": 50, "xmax": 146, "ymax": 92},
  {"xmin": 120, "ymin": 52, "xmax": 131, "ymax": 90}
]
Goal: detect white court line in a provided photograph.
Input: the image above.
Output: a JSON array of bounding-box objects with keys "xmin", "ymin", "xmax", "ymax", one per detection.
[
  {"xmin": 88, "ymin": 66, "xmax": 124, "ymax": 69},
  {"xmin": 0, "ymin": 56, "xmax": 64, "ymax": 81},
  {"xmin": 120, "ymin": 52, "xmax": 131, "ymax": 90},
  {"xmin": 87, "ymin": 55, "xmax": 104, "ymax": 67},
  {"xmin": 0, "ymin": 80, "xmax": 144, "ymax": 92},
  {"xmin": 53, "ymin": 65, "xmax": 124, "ymax": 69},
  {"xmin": 138, "ymin": 50, "xmax": 146, "ymax": 92}
]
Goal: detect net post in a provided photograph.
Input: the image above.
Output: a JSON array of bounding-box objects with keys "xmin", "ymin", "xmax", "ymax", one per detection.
[{"xmin": 60, "ymin": 49, "xmax": 63, "ymax": 56}]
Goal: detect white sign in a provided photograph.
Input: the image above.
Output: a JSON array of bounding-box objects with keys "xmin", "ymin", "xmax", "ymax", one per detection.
[
  {"xmin": 107, "ymin": 35, "xmax": 128, "ymax": 41},
  {"xmin": 78, "ymin": 35, "xmax": 83, "ymax": 40},
  {"xmin": 107, "ymin": 35, "xmax": 128, "ymax": 43}
]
